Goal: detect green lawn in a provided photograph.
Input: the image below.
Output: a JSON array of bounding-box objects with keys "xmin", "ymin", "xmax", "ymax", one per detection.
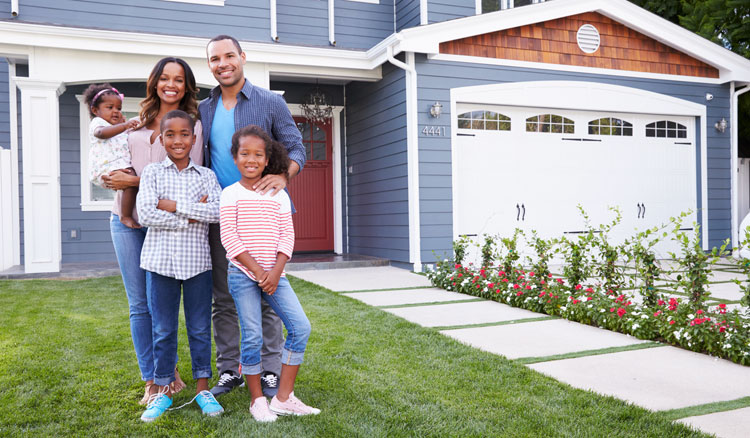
[{"xmin": 0, "ymin": 276, "xmax": 708, "ymax": 437}]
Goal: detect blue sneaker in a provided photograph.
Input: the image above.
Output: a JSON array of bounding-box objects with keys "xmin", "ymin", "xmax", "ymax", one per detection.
[
  {"xmin": 140, "ymin": 390, "xmax": 172, "ymax": 422},
  {"xmin": 196, "ymin": 390, "xmax": 224, "ymax": 417}
]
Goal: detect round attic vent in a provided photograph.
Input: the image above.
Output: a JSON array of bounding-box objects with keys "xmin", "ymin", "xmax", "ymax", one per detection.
[{"xmin": 576, "ymin": 24, "xmax": 600, "ymax": 54}]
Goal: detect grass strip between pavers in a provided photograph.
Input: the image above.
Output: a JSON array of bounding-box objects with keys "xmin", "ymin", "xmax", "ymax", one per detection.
[
  {"xmin": 377, "ymin": 298, "xmax": 485, "ymax": 309},
  {"xmin": 660, "ymin": 396, "xmax": 750, "ymax": 422},
  {"xmin": 434, "ymin": 316, "xmax": 558, "ymax": 331},
  {"xmin": 514, "ymin": 341, "xmax": 666, "ymax": 365},
  {"xmin": 335, "ymin": 285, "xmax": 434, "ymax": 294}
]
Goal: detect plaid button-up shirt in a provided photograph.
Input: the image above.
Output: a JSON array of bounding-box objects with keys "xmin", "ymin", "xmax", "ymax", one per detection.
[{"xmin": 137, "ymin": 157, "xmax": 222, "ymax": 280}]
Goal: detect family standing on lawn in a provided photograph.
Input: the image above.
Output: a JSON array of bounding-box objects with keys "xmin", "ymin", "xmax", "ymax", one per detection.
[{"xmin": 92, "ymin": 34, "xmax": 318, "ymax": 423}]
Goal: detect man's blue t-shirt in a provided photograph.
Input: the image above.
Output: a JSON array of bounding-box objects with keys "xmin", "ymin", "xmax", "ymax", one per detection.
[{"xmin": 209, "ymin": 96, "xmax": 241, "ymax": 189}]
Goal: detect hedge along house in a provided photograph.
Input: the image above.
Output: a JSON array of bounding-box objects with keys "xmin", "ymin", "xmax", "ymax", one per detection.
[{"xmin": 0, "ymin": 0, "xmax": 749, "ymax": 274}]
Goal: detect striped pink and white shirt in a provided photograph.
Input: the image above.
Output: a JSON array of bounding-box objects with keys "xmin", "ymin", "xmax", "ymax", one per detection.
[{"xmin": 220, "ymin": 182, "xmax": 294, "ymax": 281}]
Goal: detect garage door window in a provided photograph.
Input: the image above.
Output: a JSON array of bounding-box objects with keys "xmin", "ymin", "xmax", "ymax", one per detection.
[
  {"xmin": 457, "ymin": 110, "xmax": 511, "ymax": 131},
  {"xmin": 526, "ymin": 114, "xmax": 574, "ymax": 133},
  {"xmin": 646, "ymin": 120, "xmax": 687, "ymax": 138},
  {"xmin": 588, "ymin": 117, "xmax": 633, "ymax": 136}
]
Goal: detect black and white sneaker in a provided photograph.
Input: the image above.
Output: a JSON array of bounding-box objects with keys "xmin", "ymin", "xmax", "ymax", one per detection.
[
  {"xmin": 260, "ymin": 372, "xmax": 279, "ymax": 397},
  {"xmin": 210, "ymin": 371, "xmax": 245, "ymax": 397}
]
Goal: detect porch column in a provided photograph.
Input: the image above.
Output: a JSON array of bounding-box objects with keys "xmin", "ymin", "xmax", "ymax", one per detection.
[{"xmin": 14, "ymin": 78, "xmax": 65, "ymax": 273}]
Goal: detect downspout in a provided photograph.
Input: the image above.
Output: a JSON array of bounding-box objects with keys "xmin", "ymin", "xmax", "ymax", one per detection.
[
  {"xmin": 732, "ymin": 82, "xmax": 750, "ymax": 246},
  {"xmin": 387, "ymin": 43, "xmax": 422, "ymax": 271},
  {"xmin": 328, "ymin": 0, "xmax": 336, "ymax": 46},
  {"xmin": 11, "ymin": 0, "xmax": 18, "ymax": 17},
  {"xmin": 270, "ymin": 0, "xmax": 278, "ymax": 41},
  {"xmin": 420, "ymin": 0, "xmax": 427, "ymax": 25}
]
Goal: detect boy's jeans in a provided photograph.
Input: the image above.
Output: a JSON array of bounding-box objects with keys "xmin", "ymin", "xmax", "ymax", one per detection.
[
  {"xmin": 147, "ymin": 270, "xmax": 214, "ymax": 386},
  {"xmin": 227, "ymin": 265, "xmax": 311, "ymax": 375}
]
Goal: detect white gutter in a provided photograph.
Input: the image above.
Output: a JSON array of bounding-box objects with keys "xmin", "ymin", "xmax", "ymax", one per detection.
[
  {"xmin": 420, "ymin": 0, "xmax": 427, "ymax": 25},
  {"xmin": 732, "ymin": 82, "xmax": 750, "ymax": 247},
  {"xmin": 387, "ymin": 43, "xmax": 422, "ymax": 271},
  {"xmin": 11, "ymin": 0, "xmax": 18, "ymax": 17},
  {"xmin": 328, "ymin": 0, "xmax": 336, "ymax": 46},
  {"xmin": 270, "ymin": 0, "xmax": 278, "ymax": 41}
]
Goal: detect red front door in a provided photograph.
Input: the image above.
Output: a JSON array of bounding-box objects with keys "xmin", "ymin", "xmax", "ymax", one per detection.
[{"xmin": 288, "ymin": 117, "xmax": 334, "ymax": 252}]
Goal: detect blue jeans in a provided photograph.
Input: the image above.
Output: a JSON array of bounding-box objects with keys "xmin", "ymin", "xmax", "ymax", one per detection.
[
  {"xmin": 110, "ymin": 214, "xmax": 154, "ymax": 381},
  {"xmin": 227, "ymin": 265, "xmax": 311, "ymax": 375},
  {"xmin": 146, "ymin": 270, "xmax": 214, "ymax": 387}
]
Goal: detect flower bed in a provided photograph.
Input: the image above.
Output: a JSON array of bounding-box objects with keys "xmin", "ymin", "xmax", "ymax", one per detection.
[{"xmin": 428, "ymin": 261, "xmax": 750, "ymax": 365}]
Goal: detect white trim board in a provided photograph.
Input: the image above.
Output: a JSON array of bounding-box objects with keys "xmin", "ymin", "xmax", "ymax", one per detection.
[
  {"xmin": 7, "ymin": 62, "xmax": 20, "ymax": 267},
  {"xmin": 287, "ymin": 104, "xmax": 345, "ymax": 255},
  {"xmin": 450, "ymin": 80, "xmax": 709, "ymax": 250}
]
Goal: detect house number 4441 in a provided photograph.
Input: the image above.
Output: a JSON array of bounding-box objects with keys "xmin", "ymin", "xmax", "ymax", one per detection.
[{"xmin": 421, "ymin": 126, "xmax": 447, "ymax": 136}]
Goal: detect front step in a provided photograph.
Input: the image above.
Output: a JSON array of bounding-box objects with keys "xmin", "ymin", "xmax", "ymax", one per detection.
[{"xmin": 286, "ymin": 253, "xmax": 389, "ymax": 271}]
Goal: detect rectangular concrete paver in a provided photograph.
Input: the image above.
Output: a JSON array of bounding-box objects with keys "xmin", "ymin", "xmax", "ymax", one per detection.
[
  {"xmin": 385, "ymin": 300, "xmax": 542, "ymax": 327},
  {"xmin": 441, "ymin": 319, "xmax": 648, "ymax": 360},
  {"xmin": 341, "ymin": 288, "xmax": 475, "ymax": 307},
  {"xmin": 290, "ymin": 266, "xmax": 432, "ymax": 291},
  {"xmin": 677, "ymin": 407, "xmax": 750, "ymax": 438},
  {"xmin": 528, "ymin": 346, "xmax": 750, "ymax": 411}
]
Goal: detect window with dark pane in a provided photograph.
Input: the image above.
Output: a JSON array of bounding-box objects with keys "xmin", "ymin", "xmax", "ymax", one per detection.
[
  {"xmin": 588, "ymin": 117, "xmax": 633, "ymax": 136},
  {"xmin": 527, "ymin": 114, "xmax": 574, "ymax": 133},
  {"xmin": 646, "ymin": 120, "xmax": 686, "ymax": 139},
  {"xmin": 457, "ymin": 110, "xmax": 511, "ymax": 131}
]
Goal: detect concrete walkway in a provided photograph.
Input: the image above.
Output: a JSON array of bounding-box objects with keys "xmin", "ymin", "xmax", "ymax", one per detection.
[{"xmin": 291, "ymin": 266, "xmax": 750, "ymax": 438}]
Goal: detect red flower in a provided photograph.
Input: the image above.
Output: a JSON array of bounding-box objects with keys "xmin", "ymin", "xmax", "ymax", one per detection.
[
  {"xmin": 516, "ymin": 291, "xmax": 523, "ymax": 296},
  {"xmin": 586, "ymin": 296, "xmax": 593, "ymax": 301},
  {"xmin": 572, "ymin": 299, "xmax": 580, "ymax": 304},
  {"xmin": 455, "ymin": 264, "xmax": 461, "ymax": 269},
  {"xmin": 499, "ymin": 271, "xmax": 506, "ymax": 276},
  {"xmin": 539, "ymin": 292, "xmax": 546, "ymax": 297},
  {"xmin": 669, "ymin": 320, "xmax": 676, "ymax": 325},
  {"xmin": 658, "ymin": 299, "xmax": 666, "ymax": 306},
  {"xmin": 575, "ymin": 284, "xmax": 583, "ymax": 291},
  {"xmin": 610, "ymin": 307, "xmax": 615, "ymax": 313},
  {"xmin": 654, "ymin": 310, "xmax": 662, "ymax": 317},
  {"xmin": 495, "ymin": 289, "xmax": 501, "ymax": 294},
  {"xmin": 513, "ymin": 284, "xmax": 521, "ymax": 290},
  {"xmin": 525, "ymin": 285, "xmax": 532, "ymax": 290},
  {"xmin": 540, "ymin": 280, "xmax": 546, "ymax": 285},
  {"xmin": 585, "ymin": 287, "xmax": 593, "ymax": 293},
  {"xmin": 548, "ymin": 273, "xmax": 553, "ymax": 278},
  {"xmin": 719, "ymin": 326, "xmax": 726, "ymax": 333},
  {"xmin": 696, "ymin": 309, "xmax": 704, "ymax": 315},
  {"xmin": 488, "ymin": 283, "xmax": 495, "ymax": 289},
  {"xmin": 457, "ymin": 273, "xmax": 463, "ymax": 278},
  {"xmin": 617, "ymin": 307, "xmax": 626, "ymax": 318},
  {"xmin": 557, "ymin": 278, "xmax": 565, "ymax": 284},
  {"xmin": 528, "ymin": 272, "xmax": 535, "ymax": 277}
]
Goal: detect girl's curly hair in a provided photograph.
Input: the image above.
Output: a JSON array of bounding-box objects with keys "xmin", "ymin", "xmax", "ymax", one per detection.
[
  {"xmin": 82, "ymin": 83, "xmax": 119, "ymax": 118},
  {"xmin": 231, "ymin": 125, "xmax": 290, "ymax": 177}
]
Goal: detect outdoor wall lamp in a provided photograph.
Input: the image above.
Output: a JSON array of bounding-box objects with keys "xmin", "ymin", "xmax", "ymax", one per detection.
[
  {"xmin": 715, "ymin": 118, "xmax": 727, "ymax": 133},
  {"xmin": 430, "ymin": 101, "xmax": 443, "ymax": 118}
]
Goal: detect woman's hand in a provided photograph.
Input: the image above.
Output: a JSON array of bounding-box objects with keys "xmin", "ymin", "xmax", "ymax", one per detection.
[{"xmin": 101, "ymin": 170, "xmax": 139, "ymax": 190}]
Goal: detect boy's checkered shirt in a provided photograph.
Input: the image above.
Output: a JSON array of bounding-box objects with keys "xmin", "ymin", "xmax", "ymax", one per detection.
[{"xmin": 137, "ymin": 157, "xmax": 222, "ymax": 280}]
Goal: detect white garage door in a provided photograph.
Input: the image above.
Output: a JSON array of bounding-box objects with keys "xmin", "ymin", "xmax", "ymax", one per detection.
[{"xmin": 454, "ymin": 104, "xmax": 697, "ymax": 256}]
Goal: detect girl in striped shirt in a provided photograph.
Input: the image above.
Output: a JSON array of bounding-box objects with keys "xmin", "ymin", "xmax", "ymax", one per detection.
[{"xmin": 220, "ymin": 125, "xmax": 319, "ymax": 422}]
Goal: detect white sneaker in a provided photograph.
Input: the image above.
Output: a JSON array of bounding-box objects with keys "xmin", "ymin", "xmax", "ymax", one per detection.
[
  {"xmin": 249, "ymin": 396, "xmax": 278, "ymax": 422},
  {"xmin": 269, "ymin": 392, "xmax": 321, "ymax": 416}
]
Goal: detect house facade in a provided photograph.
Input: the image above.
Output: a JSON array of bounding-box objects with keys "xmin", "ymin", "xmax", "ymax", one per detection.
[{"xmin": 0, "ymin": 0, "xmax": 749, "ymax": 273}]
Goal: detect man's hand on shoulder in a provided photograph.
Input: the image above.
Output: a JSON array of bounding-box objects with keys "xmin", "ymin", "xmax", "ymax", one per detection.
[{"xmin": 253, "ymin": 174, "xmax": 287, "ymax": 195}]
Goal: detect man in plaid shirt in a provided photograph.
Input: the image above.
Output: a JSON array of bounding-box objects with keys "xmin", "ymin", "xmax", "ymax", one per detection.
[{"xmin": 136, "ymin": 110, "xmax": 224, "ymax": 422}]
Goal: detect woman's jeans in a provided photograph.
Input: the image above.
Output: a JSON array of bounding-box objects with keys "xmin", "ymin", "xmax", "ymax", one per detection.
[
  {"xmin": 110, "ymin": 214, "xmax": 154, "ymax": 381},
  {"xmin": 227, "ymin": 265, "xmax": 311, "ymax": 375},
  {"xmin": 147, "ymin": 270, "xmax": 214, "ymax": 387}
]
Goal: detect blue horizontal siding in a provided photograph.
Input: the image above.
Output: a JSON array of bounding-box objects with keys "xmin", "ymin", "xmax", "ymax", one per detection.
[
  {"xmin": 415, "ymin": 54, "xmax": 733, "ymax": 261},
  {"xmin": 277, "ymin": 0, "xmax": 329, "ymax": 46},
  {"xmin": 1, "ymin": 0, "xmax": 271, "ymax": 42},
  {"xmin": 396, "ymin": 0, "xmax": 420, "ymax": 31},
  {"xmin": 345, "ymin": 61, "xmax": 409, "ymax": 262},
  {"xmin": 427, "ymin": 0, "xmax": 474, "ymax": 24},
  {"xmin": 335, "ymin": 0, "xmax": 393, "ymax": 49}
]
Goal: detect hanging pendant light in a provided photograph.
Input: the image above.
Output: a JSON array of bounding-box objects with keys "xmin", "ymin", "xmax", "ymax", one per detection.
[{"xmin": 301, "ymin": 83, "xmax": 333, "ymax": 124}]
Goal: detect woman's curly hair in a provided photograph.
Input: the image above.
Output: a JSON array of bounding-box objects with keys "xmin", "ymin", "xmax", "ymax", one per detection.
[{"xmin": 231, "ymin": 125, "xmax": 290, "ymax": 177}]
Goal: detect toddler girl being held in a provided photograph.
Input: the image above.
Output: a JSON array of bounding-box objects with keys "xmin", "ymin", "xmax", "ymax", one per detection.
[{"xmin": 84, "ymin": 83, "xmax": 140, "ymax": 228}]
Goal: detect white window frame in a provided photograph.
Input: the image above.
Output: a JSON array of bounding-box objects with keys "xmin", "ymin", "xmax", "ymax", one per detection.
[
  {"xmin": 476, "ymin": 0, "xmax": 544, "ymax": 14},
  {"xmin": 163, "ymin": 0, "xmax": 224, "ymax": 6},
  {"xmin": 76, "ymin": 94, "xmax": 141, "ymax": 212},
  {"xmin": 347, "ymin": 0, "xmax": 379, "ymax": 3}
]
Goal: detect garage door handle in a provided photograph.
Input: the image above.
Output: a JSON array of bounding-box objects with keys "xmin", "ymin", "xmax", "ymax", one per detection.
[
  {"xmin": 642, "ymin": 203, "xmax": 646, "ymax": 218},
  {"xmin": 457, "ymin": 133, "xmax": 475, "ymax": 137},
  {"xmin": 637, "ymin": 203, "xmax": 642, "ymax": 218},
  {"xmin": 521, "ymin": 204, "xmax": 526, "ymax": 221},
  {"xmin": 516, "ymin": 204, "xmax": 520, "ymax": 221}
]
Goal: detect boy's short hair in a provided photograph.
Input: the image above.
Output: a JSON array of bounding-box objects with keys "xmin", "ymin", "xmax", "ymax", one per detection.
[
  {"xmin": 160, "ymin": 109, "xmax": 195, "ymax": 133},
  {"xmin": 208, "ymin": 34, "xmax": 242, "ymax": 54}
]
